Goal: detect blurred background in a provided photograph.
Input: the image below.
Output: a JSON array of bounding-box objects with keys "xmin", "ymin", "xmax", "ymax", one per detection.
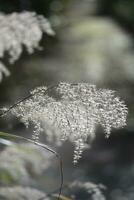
[{"xmin": 0, "ymin": 0, "xmax": 134, "ymax": 199}]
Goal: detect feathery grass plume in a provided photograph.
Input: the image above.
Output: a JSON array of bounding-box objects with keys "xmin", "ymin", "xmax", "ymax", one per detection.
[
  {"xmin": 9, "ymin": 82, "xmax": 128, "ymax": 164},
  {"xmin": 0, "ymin": 11, "xmax": 55, "ymax": 82}
]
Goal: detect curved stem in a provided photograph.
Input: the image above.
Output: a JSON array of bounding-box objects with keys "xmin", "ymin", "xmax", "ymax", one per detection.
[{"xmin": 0, "ymin": 132, "xmax": 63, "ymax": 200}]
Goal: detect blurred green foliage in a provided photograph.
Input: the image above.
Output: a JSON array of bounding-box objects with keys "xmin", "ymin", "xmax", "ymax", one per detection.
[
  {"xmin": 99, "ymin": 0, "xmax": 134, "ymax": 31},
  {"xmin": 1, "ymin": 0, "xmax": 134, "ymax": 32},
  {"xmin": 0, "ymin": 170, "xmax": 13, "ymax": 184},
  {"xmin": 0, "ymin": 0, "xmax": 69, "ymax": 16}
]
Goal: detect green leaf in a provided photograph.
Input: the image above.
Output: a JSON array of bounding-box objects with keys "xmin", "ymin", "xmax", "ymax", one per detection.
[
  {"xmin": 0, "ymin": 131, "xmax": 29, "ymax": 147},
  {"xmin": 52, "ymin": 194, "xmax": 72, "ymax": 200},
  {"xmin": 0, "ymin": 131, "xmax": 58, "ymax": 155},
  {"xmin": 0, "ymin": 131, "xmax": 23, "ymax": 140}
]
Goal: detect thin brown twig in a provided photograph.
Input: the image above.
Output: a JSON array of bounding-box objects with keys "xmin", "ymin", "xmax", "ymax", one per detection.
[
  {"xmin": 0, "ymin": 84, "xmax": 57, "ymax": 117},
  {"xmin": 0, "ymin": 83, "xmax": 79, "ymax": 118},
  {"xmin": 38, "ymin": 155, "xmax": 63, "ymax": 200},
  {"xmin": 33, "ymin": 142, "xmax": 63, "ymax": 200}
]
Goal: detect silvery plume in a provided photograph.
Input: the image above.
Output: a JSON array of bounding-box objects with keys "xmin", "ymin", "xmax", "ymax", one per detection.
[
  {"xmin": 10, "ymin": 82, "xmax": 128, "ymax": 163},
  {"xmin": 0, "ymin": 11, "xmax": 55, "ymax": 82}
]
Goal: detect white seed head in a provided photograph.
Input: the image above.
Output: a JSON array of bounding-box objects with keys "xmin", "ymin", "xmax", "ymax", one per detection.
[
  {"xmin": 0, "ymin": 11, "xmax": 54, "ymax": 82},
  {"xmin": 10, "ymin": 82, "xmax": 128, "ymax": 163}
]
